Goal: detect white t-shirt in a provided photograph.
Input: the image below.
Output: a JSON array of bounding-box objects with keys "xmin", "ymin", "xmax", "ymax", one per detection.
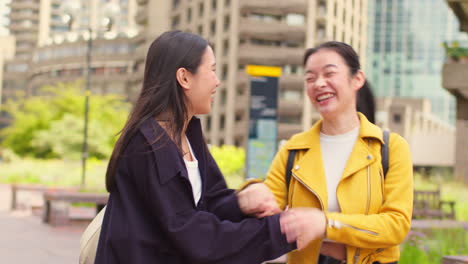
[
  {"xmin": 184, "ymin": 136, "xmax": 202, "ymax": 205},
  {"xmin": 320, "ymin": 126, "xmax": 360, "ymax": 212}
]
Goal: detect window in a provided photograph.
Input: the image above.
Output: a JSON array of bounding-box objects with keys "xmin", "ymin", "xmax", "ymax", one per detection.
[
  {"xmin": 285, "ymin": 13, "xmax": 305, "ymax": 26},
  {"xmin": 172, "ymin": 0, "xmax": 180, "ymax": 8},
  {"xmin": 393, "ymin": 113, "xmax": 401, "ymax": 124},
  {"xmin": 223, "ymin": 39, "xmax": 229, "ymax": 56},
  {"xmin": 224, "ymin": 15, "xmax": 230, "ymax": 31},
  {"xmin": 199, "ymin": 2, "xmax": 204, "ymax": 17},
  {"xmin": 187, "ymin": 8, "xmax": 192, "ymax": 22},
  {"xmin": 220, "ymin": 115, "xmax": 225, "ymax": 130},
  {"xmin": 222, "ymin": 64, "xmax": 228, "ymax": 80},
  {"xmin": 212, "ymin": 0, "xmax": 217, "ymax": 11},
  {"xmin": 172, "ymin": 15, "xmax": 180, "ymax": 29},
  {"xmin": 210, "ymin": 20, "xmax": 216, "ymax": 35},
  {"xmin": 221, "ymin": 89, "xmax": 227, "ymax": 103}
]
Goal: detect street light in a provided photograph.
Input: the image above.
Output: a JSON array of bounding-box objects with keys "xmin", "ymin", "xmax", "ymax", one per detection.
[{"xmin": 61, "ymin": 1, "xmax": 120, "ymax": 188}]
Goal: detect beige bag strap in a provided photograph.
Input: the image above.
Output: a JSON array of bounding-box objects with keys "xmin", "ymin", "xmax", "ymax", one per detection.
[{"xmin": 79, "ymin": 206, "xmax": 106, "ymax": 264}]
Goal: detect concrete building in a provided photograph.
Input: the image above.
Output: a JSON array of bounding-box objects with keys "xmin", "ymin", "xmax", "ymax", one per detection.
[
  {"xmin": 444, "ymin": 0, "xmax": 468, "ymax": 183},
  {"xmin": 367, "ymin": 0, "xmax": 467, "ymax": 124},
  {"xmin": 2, "ymin": 0, "xmax": 138, "ymax": 104},
  {"xmin": 376, "ymin": 97, "xmax": 455, "ymax": 168},
  {"xmin": 0, "ymin": 0, "xmax": 11, "ymax": 36},
  {"xmin": 135, "ymin": 0, "xmax": 369, "ymax": 146},
  {"xmin": 0, "ymin": 35, "xmax": 15, "ymax": 128}
]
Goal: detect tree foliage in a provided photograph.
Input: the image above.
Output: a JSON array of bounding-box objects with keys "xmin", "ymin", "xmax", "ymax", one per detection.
[{"xmin": 1, "ymin": 81, "xmax": 130, "ymax": 159}]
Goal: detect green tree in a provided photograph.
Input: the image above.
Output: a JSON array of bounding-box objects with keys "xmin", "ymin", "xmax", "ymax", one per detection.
[{"xmin": 1, "ymin": 81, "xmax": 130, "ymax": 159}]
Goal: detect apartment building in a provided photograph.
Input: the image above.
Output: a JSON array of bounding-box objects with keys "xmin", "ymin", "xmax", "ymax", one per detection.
[
  {"xmin": 135, "ymin": 0, "xmax": 369, "ymax": 146},
  {"xmin": 444, "ymin": 0, "xmax": 468, "ymax": 182},
  {"xmin": 2, "ymin": 0, "xmax": 138, "ymax": 103}
]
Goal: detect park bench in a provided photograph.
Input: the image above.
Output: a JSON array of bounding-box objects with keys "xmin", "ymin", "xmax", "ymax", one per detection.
[
  {"xmin": 42, "ymin": 190, "xmax": 108, "ymax": 226},
  {"xmin": 10, "ymin": 184, "xmax": 48, "ymax": 210},
  {"xmin": 10, "ymin": 184, "xmax": 76, "ymax": 211},
  {"xmin": 442, "ymin": 255, "xmax": 468, "ymax": 264},
  {"xmin": 413, "ymin": 189, "xmax": 456, "ymax": 220}
]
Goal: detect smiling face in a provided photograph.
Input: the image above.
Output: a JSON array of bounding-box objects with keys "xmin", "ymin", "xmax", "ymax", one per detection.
[
  {"xmin": 304, "ymin": 49, "xmax": 363, "ymax": 120},
  {"xmin": 179, "ymin": 46, "xmax": 220, "ymax": 116}
]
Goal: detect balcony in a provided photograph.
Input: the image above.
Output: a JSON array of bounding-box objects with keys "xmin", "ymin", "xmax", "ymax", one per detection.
[
  {"xmin": 278, "ymin": 100, "xmax": 303, "ymax": 116},
  {"xmin": 10, "ymin": 12, "xmax": 39, "ymax": 21},
  {"xmin": 239, "ymin": 0, "xmax": 307, "ymax": 15},
  {"xmin": 239, "ymin": 17, "xmax": 305, "ymax": 42},
  {"xmin": 442, "ymin": 62, "xmax": 468, "ymax": 99},
  {"xmin": 238, "ymin": 43, "xmax": 303, "ymax": 66},
  {"xmin": 280, "ymin": 74, "xmax": 303, "ymax": 91},
  {"xmin": 136, "ymin": 0, "xmax": 148, "ymax": 5},
  {"xmin": 15, "ymin": 33, "xmax": 37, "ymax": 42},
  {"xmin": 9, "ymin": 1, "xmax": 39, "ymax": 10}
]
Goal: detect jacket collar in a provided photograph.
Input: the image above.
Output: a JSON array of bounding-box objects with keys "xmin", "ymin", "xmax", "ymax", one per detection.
[
  {"xmin": 286, "ymin": 112, "xmax": 384, "ymax": 150},
  {"xmin": 139, "ymin": 116, "xmax": 206, "ymax": 185}
]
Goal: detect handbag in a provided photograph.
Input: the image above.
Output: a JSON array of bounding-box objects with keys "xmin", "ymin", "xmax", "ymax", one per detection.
[{"xmin": 79, "ymin": 206, "xmax": 106, "ymax": 264}]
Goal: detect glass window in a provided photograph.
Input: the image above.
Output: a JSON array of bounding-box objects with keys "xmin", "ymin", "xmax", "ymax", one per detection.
[{"xmin": 286, "ymin": 13, "xmax": 304, "ymax": 26}]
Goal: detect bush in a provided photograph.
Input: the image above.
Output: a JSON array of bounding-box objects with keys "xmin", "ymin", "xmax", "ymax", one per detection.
[
  {"xmin": 1, "ymin": 81, "xmax": 130, "ymax": 159},
  {"xmin": 400, "ymin": 229, "xmax": 468, "ymax": 264},
  {"xmin": 210, "ymin": 145, "xmax": 245, "ymax": 178}
]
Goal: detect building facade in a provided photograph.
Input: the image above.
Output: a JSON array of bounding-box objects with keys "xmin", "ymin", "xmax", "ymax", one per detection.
[
  {"xmin": 135, "ymin": 0, "xmax": 369, "ymax": 146},
  {"xmin": 367, "ymin": 0, "xmax": 467, "ymax": 124},
  {"xmin": 444, "ymin": 0, "xmax": 468, "ymax": 182},
  {"xmin": 376, "ymin": 97, "xmax": 455, "ymax": 168},
  {"xmin": 2, "ymin": 0, "xmax": 138, "ymax": 105}
]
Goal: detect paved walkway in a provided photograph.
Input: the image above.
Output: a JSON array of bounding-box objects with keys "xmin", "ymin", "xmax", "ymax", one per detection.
[{"xmin": 0, "ymin": 184, "xmax": 84, "ymax": 263}]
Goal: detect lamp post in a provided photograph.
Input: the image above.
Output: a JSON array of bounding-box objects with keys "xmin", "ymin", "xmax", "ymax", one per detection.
[{"xmin": 61, "ymin": 1, "xmax": 119, "ymax": 188}]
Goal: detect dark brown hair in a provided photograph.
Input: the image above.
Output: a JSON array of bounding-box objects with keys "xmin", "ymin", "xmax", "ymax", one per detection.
[{"xmin": 105, "ymin": 30, "xmax": 208, "ymax": 192}]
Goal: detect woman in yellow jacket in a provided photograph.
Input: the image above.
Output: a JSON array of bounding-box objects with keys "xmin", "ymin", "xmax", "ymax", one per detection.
[{"xmin": 238, "ymin": 42, "xmax": 413, "ymax": 264}]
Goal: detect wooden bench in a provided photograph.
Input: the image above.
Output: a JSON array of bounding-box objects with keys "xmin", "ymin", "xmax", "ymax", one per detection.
[
  {"xmin": 413, "ymin": 189, "xmax": 456, "ymax": 220},
  {"xmin": 442, "ymin": 255, "xmax": 468, "ymax": 264},
  {"xmin": 10, "ymin": 184, "xmax": 48, "ymax": 210},
  {"xmin": 10, "ymin": 184, "xmax": 78, "ymax": 211},
  {"xmin": 43, "ymin": 190, "xmax": 108, "ymax": 226}
]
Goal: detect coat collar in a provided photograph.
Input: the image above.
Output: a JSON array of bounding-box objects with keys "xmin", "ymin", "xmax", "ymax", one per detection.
[
  {"xmin": 139, "ymin": 116, "xmax": 207, "ymax": 185},
  {"xmin": 285, "ymin": 112, "xmax": 384, "ymax": 151}
]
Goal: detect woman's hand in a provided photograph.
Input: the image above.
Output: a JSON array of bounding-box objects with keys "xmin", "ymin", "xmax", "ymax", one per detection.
[
  {"xmin": 280, "ymin": 208, "xmax": 327, "ymax": 250},
  {"xmin": 237, "ymin": 183, "xmax": 282, "ymax": 218}
]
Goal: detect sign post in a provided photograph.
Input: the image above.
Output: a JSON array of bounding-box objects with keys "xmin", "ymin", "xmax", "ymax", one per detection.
[{"xmin": 245, "ymin": 65, "xmax": 281, "ymax": 180}]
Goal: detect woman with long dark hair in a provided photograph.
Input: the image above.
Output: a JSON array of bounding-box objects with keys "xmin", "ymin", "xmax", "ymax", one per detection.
[
  {"xmin": 238, "ymin": 41, "xmax": 413, "ymax": 264},
  {"xmin": 94, "ymin": 30, "xmax": 306, "ymax": 263}
]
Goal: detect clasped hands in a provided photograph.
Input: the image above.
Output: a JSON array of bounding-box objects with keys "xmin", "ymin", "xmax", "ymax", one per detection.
[{"xmin": 237, "ymin": 183, "xmax": 326, "ymax": 250}]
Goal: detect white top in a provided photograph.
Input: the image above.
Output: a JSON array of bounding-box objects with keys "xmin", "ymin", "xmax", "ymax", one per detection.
[
  {"xmin": 184, "ymin": 136, "xmax": 202, "ymax": 205},
  {"xmin": 320, "ymin": 126, "xmax": 360, "ymax": 212}
]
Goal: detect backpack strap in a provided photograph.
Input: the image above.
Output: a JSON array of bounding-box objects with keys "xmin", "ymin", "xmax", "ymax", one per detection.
[
  {"xmin": 381, "ymin": 129, "xmax": 390, "ymax": 178},
  {"xmin": 285, "ymin": 150, "xmax": 297, "ymax": 197}
]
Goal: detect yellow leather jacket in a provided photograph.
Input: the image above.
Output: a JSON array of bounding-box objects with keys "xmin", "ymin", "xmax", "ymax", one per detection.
[{"xmin": 263, "ymin": 113, "xmax": 413, "ymax": 264}]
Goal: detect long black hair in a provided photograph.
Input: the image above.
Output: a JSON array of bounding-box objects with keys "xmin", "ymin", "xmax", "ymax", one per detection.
[
  {"xmin": 105, "ymin": 31, "xmax": 209, "ymax": 192},
  {"xmin": 303, "ymin": 41, "xmax": 375, "ymax": 123}
]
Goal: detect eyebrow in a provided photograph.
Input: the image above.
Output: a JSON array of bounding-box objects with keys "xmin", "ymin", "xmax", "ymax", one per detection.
[{"xmin": 305, "ymin": 64, "xmax": 338, "ymax": 74}]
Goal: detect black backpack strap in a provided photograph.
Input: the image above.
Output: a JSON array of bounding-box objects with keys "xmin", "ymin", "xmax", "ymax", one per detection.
[
  {"xmin": 285, "ymin": 150, "xmax": 297, "ymax": 196},
  {"xmin": 382, "ymin": 129, "xmax": 390, "ymax": 178}
]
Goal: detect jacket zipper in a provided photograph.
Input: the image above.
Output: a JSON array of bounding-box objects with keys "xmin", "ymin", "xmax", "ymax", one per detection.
[
  {"xmin": 355, "ymin": 143, "xmax": 373, "ymax": 264},
  {"xmin": 291, "ymin": 172, "xmax": 324, "ymax": 264},
  {"xmin": 379, "ymin": 169, "xmax": 385, "ymax": 202}
]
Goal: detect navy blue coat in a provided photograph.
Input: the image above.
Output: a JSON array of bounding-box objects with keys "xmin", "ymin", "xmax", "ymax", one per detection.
[{"xmin": 95, "ymin": 117, "xmax": 295, "ymax": 264}]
